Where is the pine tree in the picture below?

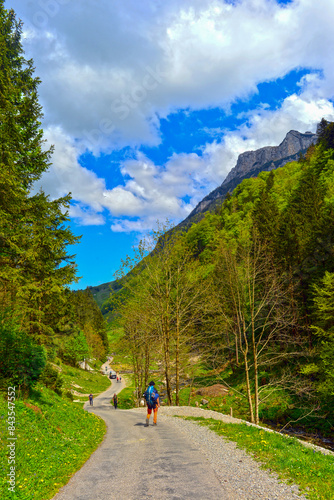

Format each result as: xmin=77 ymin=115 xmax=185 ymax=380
xmin=317 ymin=118 xmax=334 ymax=151
xmin=0 ymin=2 xmax=80 ymax=346
xmin=0 ymin=2 xmax=53 ymax=303
xmin=0 ymin=2 xmax=51 ymax=186
xmin=16 ymin=192 xmax=80 ymax=341
xmin=312 ymin=272 xmax=334 ymax=397
xmin=253 ymin=171 xmax=280 ymax=251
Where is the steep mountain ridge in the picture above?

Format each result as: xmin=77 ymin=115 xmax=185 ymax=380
xmin=89 ymin=129 xmax=317 ymax=306
xmin=182 ymin=130 xmax=316 ymax=224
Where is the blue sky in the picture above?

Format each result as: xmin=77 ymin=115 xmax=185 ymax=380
xmin=8 ymin=0 xmax=334 ymax=289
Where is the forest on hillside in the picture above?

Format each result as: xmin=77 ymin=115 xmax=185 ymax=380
xmin=105 ymin=119 xmax=334 ymax=432
xmin=0 ymin=3 xmax=108 ymax=396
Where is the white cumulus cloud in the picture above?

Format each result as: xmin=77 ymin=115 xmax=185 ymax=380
xmin=10 ymin=0 xmax=334 ymax=230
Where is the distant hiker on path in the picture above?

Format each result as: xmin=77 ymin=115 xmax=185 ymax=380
xmin=113 ymin=393 xmax=118 ymax=409
xmin=144 ymin=381 xmax=160 ymax=426
xmin=89 ymin=393 xmax=93 ymax=406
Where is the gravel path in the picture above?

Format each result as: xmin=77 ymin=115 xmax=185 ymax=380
xmin=53 ymin=390 xmax=225 ymax=499
xmin=127 ymin=407 xmax=309 ymax=500
xmin=52 ymin=362 xmax=320 ymax=499
xmin=53 ymin=397 xmax=314 ymax=499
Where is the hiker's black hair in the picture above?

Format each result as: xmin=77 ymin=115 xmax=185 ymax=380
xmin=149 ymin=381 xmax=155 ymax=386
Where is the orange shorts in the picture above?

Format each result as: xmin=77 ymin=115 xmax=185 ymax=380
xmin=147 ymin=406 xmax=158 ymax=423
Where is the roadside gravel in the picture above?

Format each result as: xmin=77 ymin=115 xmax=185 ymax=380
xmin=129 ymin=406 xmax=313 ymax=499
xmin=158 ymin=406 xmax=334 ymax=456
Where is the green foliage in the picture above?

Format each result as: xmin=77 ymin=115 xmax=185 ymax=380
xmin=317 ymin=118 xmax=334 ymax=151
xmin=0 ymin=3 xmax=51 ymax=187
xmin=13 ymin=193 xmax=80 ymax=341
xmin=39 ymin=363 xmax=63 ymax=395
xmin=312 ymin=272 xmax=334 ymax=396
xmin=0 ymin=315 xmax=46 ymax=392
xmin=88 ymin=280 xmax=124 ymax=310
xmin=60 ymin=331 xmax=89 ymax=367
xmin=116 ymin=377 xmax=137 ymax=409
xmin=72 ymin=288 xmax=109 ymax=360
xmin=312 ymin=272 xmax=334 ymax=331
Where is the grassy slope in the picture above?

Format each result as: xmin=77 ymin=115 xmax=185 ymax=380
xmin=60 ymin=362 xmax=111 ymax=402
xmin=88 ymin=283 xmax=111 ymax=309
xmin=0 ymin=377 xmax=107 ymax=499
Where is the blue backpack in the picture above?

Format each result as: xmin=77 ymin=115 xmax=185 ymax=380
xmin=144 ymin=385 xmax=158 ymax=406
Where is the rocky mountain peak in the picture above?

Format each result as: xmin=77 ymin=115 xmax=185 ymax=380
xmin=223 ymin=130 xmax=316 ymax=185
xmin=182 ymin=130 xmax=316 ymax=224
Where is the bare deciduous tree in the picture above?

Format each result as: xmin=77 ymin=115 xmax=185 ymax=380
xmin=212 ymin=236 xmax=299 ymax=424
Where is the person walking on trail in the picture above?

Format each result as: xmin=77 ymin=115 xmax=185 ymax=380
xmin=113 ymin=393 xmax=118 ymax=409
xmin=144 ymin=381 xmax=160 ymax=427
xmin=89 ymin=393 xmax=93 ymax=406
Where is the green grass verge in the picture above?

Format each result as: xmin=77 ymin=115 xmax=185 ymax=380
xmin=116 ymin=375 xmax=137 ymax=409
xmin=184 ymin=417 xmax=334 ymax=500
xmin=0 ymin=384 xmax=106 ymax=500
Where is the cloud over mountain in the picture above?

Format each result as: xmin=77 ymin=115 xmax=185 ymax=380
xmin=12 ymin=0 xmax=334 ymax=230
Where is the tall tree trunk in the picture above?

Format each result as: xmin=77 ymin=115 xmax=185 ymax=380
xmin=144 ymin=341 xmax=150 ymax=389
xmin=253 ymin=347 xmax=259 ymax=425
xmin=244 ymin=352 xmax=255 ymax=424
xmin=163 ymin=315 xmax=172 ymax=405
xmin=175 ymin=308 xmax=180 ymax=406
xmin=241 ymin=319 xmax=255 ymax=424
xmin=252 ymin=312 xmax=259 ymax=425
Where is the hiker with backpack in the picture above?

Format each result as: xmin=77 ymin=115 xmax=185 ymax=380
xmin=113 ymin=393 xmax=118 ymax=409
xmin=143 ymin=381 xmax=160 ymax=427
xmin=88 ymin=393 xmax=93 ymax=406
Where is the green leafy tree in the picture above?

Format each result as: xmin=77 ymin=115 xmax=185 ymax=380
xmin=72 ymin=289 xmax=109 ymax=359
xmin=312 ymin=272 xmax=334 ymax=396
xmin=115 ymin=223 xmax=209 ymax=405
xmin=39 ymin=362 xmax=63 ymax=395
xmin=60 ymin=330 xmax=89 ymax=367
xmin=0 ymin=315 xmax=46 ymax=393
xmin=317 ymin=118 xmax=334 ymax=151
xmin=253 ymin=171 xmax=280 ymax=252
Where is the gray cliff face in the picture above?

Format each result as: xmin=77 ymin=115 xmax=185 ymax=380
xmin=223 ymin=130 xmax=316 ymax=184
xmin=184 ymin=130 xmax=316 ymax=222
